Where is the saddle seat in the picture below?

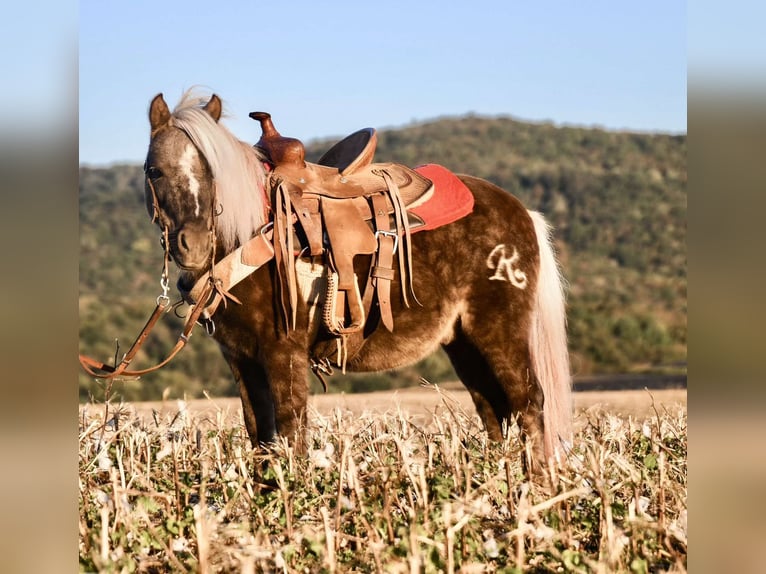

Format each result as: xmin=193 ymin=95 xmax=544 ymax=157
xmin=250 ymin=111 xmax=432 ymax=361
xmin=316 ymin=126 xmax=377 ymax=175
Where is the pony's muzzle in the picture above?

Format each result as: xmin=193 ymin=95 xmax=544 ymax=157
xmin=171 ymin=224 xmax=212 ymax=269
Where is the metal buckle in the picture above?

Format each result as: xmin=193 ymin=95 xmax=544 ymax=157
xmin=200 ymin=317 xmax=216 ymax=336
xmin=375 ymin=230 xmax=399 ymax=254
xmin=157 ymin=274 xmax=171 ymax=306
xmin=196 ymin=309 xmax=216 ymax=336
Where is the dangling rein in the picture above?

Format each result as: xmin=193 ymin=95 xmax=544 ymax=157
xmin=78 ymin=226 xmax=275 ymax=380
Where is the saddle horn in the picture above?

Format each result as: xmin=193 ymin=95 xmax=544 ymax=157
xmin=250 ymin=111 xmax=306 ymax=168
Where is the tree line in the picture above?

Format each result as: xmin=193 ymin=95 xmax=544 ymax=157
xmin=79 ymin=114 xmax=686 ymax=401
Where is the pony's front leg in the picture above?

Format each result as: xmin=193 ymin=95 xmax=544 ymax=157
xmin=224 ymin=353 xmax=277 ymax=448
xmin=265 ymin=344 xmax=310 ymax=454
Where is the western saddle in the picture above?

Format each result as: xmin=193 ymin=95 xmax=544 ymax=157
xmin=250 ymin=112 xmax=433 ymax=363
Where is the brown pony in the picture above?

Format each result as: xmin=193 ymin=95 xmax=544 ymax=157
xmin=140 ymin=90 xmax=572 ymax=469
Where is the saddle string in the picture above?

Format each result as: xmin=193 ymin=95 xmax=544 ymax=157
xmin=379 ymin=169 xmax=420 ymax=307
xmin=270 ymin=177 xmax=300 ymax=330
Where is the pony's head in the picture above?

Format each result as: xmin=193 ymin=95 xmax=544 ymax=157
xmin=144 ymin=91 xmax=268 ymax=273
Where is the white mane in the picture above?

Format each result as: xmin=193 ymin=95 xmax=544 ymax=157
xmin=170 ymin=90 xmax=269 ymax=253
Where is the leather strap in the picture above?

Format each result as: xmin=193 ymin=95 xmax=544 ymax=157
xmin=271 ymin=180 xmax=299 ymax=329
xmin=185 ymin=228 xmax=274 ymax=315
xmin=370 ymin=192 xmax=396 ymax=331
xmin=289 ymin=191 xmax=323 ymax=256
xmin=79 ymin=282 xmax=214 ymax=379
xmin=380 ymin=169 xmax=416 ymax=308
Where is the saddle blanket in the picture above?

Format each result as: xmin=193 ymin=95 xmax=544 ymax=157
xmin=409 ymin=164 xmax=474 ymax=233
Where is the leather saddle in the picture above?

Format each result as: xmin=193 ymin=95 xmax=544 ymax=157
xmin=250 ymin=111 xmax=433 ymax=353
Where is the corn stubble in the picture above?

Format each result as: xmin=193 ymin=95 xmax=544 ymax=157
xmin=79 ymin=390 xmax=687 ymax=573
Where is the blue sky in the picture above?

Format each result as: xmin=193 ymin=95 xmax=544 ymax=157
xmin=79 ymin=1 xmax=687 ymax=166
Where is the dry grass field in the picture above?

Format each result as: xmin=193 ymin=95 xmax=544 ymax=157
xmin=125 ymin=385 xmax=686 ymax=428
xmin=79 ymin=385 xmax=687 ymax=572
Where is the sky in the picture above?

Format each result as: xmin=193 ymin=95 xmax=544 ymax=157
xmin=77 ymin=0 xmax=688 ymax=166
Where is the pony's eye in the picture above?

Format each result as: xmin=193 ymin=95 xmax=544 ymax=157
xmin=146 ymin=166 xmax=163 ymax=180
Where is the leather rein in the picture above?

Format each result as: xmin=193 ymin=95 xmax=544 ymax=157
xmin=78 ymin=175 xmax=275 ymax=380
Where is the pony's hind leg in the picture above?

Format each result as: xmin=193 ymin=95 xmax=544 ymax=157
xmin=491 ymin=346 xmax=546 ymax=473
xmin=442 ymin=329 xmax=509 ymax=441
xmin=447 ymin=325 xmax=546 ymax=472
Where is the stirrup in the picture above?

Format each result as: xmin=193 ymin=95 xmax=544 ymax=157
xmin=322 ymin=271 xmax=366 ymax=336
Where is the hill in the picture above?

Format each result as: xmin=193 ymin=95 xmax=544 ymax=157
xmin=79 ymin=115 xmax=686 ymax=401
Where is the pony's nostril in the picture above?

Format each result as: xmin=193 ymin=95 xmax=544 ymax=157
xmin=178 ymin=231 xmax=190 ymax=253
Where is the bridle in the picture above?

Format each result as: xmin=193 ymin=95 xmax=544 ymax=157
xmin=79 ymin=169 xmax=275 ymax=380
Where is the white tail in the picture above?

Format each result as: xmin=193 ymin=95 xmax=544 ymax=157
xmin=527 ymin=210 xmax=573 ymax=460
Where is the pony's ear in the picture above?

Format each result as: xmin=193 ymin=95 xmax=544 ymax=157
xmin=203 ymin=94 xmax=223 ymax=122
xmin=149 ymin=93 xmax=171 ymax=132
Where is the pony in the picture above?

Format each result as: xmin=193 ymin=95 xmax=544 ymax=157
xmin=142 ymin=90 xmax=572 ymax=471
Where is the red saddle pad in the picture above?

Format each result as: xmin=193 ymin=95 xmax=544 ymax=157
xmin=410 ymin=164 xmax=474 ymax=233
